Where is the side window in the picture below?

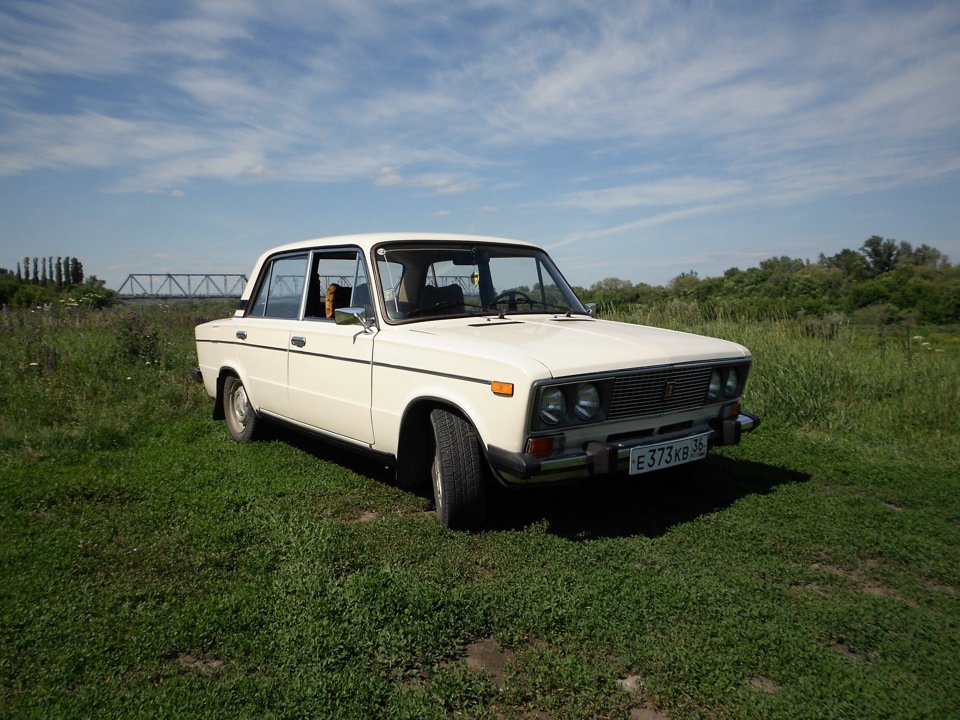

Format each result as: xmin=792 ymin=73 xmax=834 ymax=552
xmin=304 ymin=248 xmax=373 ymax=320
xmin=248 ymin=254 xmax=309 ymax=318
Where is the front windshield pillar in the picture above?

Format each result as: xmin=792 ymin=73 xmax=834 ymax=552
xmin=477 ymin=254 xmax=495 ymax=308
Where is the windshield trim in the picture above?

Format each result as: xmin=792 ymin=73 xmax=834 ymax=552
xmin=370 ymin=240 xmax=588 ymax=325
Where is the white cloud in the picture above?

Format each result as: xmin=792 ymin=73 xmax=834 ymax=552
xmin=375 ymin=167 xmax=404 ymax=186
xmin=242 ymin=165 xmax=272 ymax=178
xmin=0 ymin=0 xmax=958 ymax=222
xmin=560 ymin=177 xmax=751 ymax=212
xmin=422 ymin=177 xmax=480 ymax=195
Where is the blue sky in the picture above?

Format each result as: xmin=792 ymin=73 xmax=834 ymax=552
xmin=2 ymin=0 xmax=959 ymax=290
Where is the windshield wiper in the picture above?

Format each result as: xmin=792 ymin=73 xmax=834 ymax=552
xmin=404 ymin=301 xmax=486 ymax=319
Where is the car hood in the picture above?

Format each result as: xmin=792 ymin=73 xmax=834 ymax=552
xmin=404 ymin=315 xmax=750 ymax=378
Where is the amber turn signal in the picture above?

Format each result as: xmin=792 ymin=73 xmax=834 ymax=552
xmin=526 ymin=436 xmax=555 ymax=457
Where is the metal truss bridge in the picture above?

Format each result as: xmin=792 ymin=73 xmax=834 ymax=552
xmin=116 ymin=274 xmax=248 ymax=300
xmin=115 ymin=273 xmax=472 ymax=300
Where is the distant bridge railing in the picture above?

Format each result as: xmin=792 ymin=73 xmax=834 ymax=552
xmin=116 ymin=274 xmax=248 ymax=299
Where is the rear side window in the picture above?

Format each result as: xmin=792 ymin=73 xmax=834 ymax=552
xmin=248 ymin=254 xmax=309 ymax=318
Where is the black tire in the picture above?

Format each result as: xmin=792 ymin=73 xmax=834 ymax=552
xmin=222 ymin=375 xmax=262 ymax=442
xmin=429 ymin=408 xmax=486 ymax=530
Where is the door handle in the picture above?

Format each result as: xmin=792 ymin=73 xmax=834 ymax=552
xmin=236 ymin=330 xmax=247 ymax=340
xmin=291 ymin=336 xmax=306 ymax=348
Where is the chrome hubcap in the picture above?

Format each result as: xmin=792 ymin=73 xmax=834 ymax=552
xmin=432 ymin=456 xmax=443 ymax=511
xmin=232 ymin=386 xmax=249 ymax=425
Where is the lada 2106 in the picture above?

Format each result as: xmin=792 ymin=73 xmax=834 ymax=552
xmin=193 ymin=233 xmax=760 ymax=529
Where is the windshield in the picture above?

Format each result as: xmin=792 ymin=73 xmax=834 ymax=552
xmin=374 ymin=242 xmax=587 ymax=322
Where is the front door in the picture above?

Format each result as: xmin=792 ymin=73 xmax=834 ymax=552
xmin=286 ymin=248 xmax=375 ymax=445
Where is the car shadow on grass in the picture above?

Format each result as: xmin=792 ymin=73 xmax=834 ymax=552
xmin=484 ymin=455 xmax=809 ymax=539
xmin=265 ymin=425 xmax=806 ymax=539
xmin=275 ymin=427 xmax=398 ymax=484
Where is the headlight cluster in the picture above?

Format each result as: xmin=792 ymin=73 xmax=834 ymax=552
xmin=534 ymin=363 xmax=749 ymax=430
xmin=707 ymin=367 xmax=742 ymax=401
xmin=539 ymin=382 xmax=604 ymax=426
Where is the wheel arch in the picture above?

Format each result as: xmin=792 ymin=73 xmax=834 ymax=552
xmin=396 ymin=396 xmax=482 ymax=488
xmin=213 ymin=366 xmax=243 ymax=421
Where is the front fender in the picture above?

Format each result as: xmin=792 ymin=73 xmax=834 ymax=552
xmin=372 ymin=366 xmax=533 ymax=460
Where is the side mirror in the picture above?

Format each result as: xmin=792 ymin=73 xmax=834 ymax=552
xmin=585 ymin=302 xmax=597 ymax=317
xmin=335 ymin=306 xmax=374 ymax=332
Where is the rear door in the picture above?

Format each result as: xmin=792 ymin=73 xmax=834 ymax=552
xmin=233 ymin=252 xmax=309 ymax=418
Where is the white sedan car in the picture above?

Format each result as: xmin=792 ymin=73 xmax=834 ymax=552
xmin=193 ymin=233 xmax=759 ymax=529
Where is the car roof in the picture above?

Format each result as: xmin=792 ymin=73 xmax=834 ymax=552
xmin=238 ymin=233 xmax=543 ymax=304
xmin=260 ymin=232 xmax=538 ymax=257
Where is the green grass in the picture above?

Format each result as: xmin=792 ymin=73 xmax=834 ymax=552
xmin=1 ymin=301 xmax=958 ymax=719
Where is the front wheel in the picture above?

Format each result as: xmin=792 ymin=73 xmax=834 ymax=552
xmin=429 ymin=408 xmax=486 ymax=530
xmin=222 ymin=375 xmax=263 ymax=442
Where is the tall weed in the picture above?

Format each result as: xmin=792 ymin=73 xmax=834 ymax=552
xmin=3 ymin=299 xmax=956 ymax=455
xmin=0 ymin=302 xmax=220 ymax=453
xmin=607 ymin=301 xmax=960 ymax=448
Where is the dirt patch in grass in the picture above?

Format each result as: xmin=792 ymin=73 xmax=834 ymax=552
xmin=465 ymin=637 xmax=515 ymax=688
xmin=925 ymin=581 xmax=957 ymax=597
xmin=628 ymin=705 xmax=670 ymax=720
xmin=808 ymin=562 xmax=896 ymax=599
xmin=747 ymin=673 xmax=783 ymax=694
xmin=175 ymin=654 xmax=223 ymax=675
xmin=830 ymin=640 xmax=864 ymax=662
xmin=616 ymin=673 xmax=670 ymax=719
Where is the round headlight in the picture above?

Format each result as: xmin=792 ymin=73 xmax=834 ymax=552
xmin=707 ymin=369 xmax=722 ymax=400
xmin=574 ymin=383 xmax=600 ymax=420
xmin=573 ymin=383 xmax=600 ymax=420
xmin=540 ymin=387 xmax=566 ymax=425
xmin=723 ymin=368 xmax=740 ymax=397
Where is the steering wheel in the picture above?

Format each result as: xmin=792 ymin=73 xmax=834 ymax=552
xmin=492 ymin=290 xmax=535 ymax=311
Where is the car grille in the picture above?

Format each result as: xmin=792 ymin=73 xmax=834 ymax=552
xmin=608 ymin=365 xmax=713 ymax=420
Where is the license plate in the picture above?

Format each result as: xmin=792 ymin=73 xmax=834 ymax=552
xmin=629 ymin=433 xmax=709 ymax=475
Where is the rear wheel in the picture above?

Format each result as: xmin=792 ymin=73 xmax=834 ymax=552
xmin=429 ymin=408 xmax=486 ymax=530
xmin=222 ymin=375 xmax=262 ymax=442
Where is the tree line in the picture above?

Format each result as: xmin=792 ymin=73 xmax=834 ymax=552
xmin=3 ymin=237 xmax=957 ymax=322
xmin=0 ymin=256 xmax=114 ymax=308
xmin=14 ymin=256 xmax=84 ymax=287
xmin=576 ymin=236 xmax=959 ymax=324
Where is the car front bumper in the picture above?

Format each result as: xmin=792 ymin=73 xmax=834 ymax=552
xmin=486 ymin=412 xmax=761 ymax=485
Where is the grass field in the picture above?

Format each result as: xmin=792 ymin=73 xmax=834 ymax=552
xmin=1 ymin=301 xmax=958 ymax=719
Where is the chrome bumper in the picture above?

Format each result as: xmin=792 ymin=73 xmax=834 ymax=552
xmin=487 ymin=412 xmax=761 ymax=485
